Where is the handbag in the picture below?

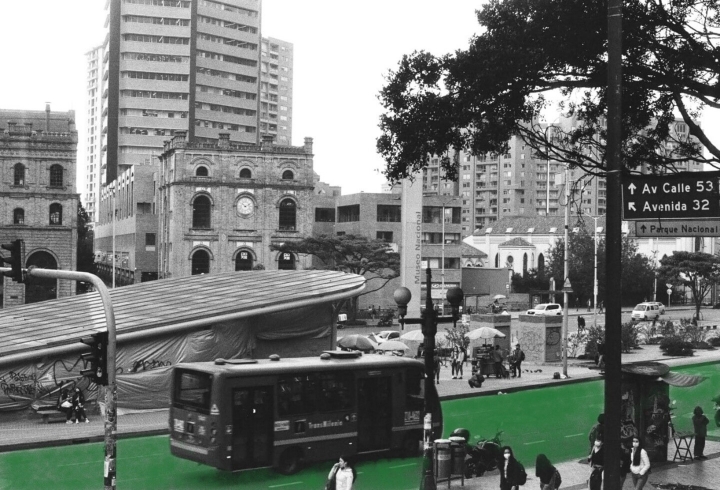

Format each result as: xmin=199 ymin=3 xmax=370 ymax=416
xmin=61 ymin=400 xmax=72 ymax=408
xmin=324 ymin=466 xmax=338 ymax=490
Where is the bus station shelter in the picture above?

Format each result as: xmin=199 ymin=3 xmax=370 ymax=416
xmin=0 ymin=270 xmax=365 ymax=412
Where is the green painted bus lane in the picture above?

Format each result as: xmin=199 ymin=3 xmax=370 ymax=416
xmin=0 ymin=362 xmax=717 ymax=489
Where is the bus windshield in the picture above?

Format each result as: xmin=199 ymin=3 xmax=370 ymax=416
xmin=174 ymin=369 xmax=212 ymax=412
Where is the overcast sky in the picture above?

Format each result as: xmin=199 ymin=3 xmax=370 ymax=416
xmin=0 ymin=0 xmax=482 ymax=195
xmin=1 ymin=1 xmax=718 ymax=197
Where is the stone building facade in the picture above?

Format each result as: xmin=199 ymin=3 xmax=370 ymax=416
xmin=0 ymin=107 xmax=79 ymax=307
xmin=157 ymin=132 xmax=314 ymax=277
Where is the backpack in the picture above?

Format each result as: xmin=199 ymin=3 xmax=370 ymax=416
xmin=520 ymin=350 xmax=525 ymax=361
xmin=516 ymin=461 xmax=527 ymax=485
xmin=553 ymin=468 xmax=562 ymax=489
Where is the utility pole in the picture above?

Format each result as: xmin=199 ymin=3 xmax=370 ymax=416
xmin=0 ymin=266 xmax=118 ymax=489
xmin=562 ymin=164 xmax=570 ymax=377
xmin=605 ymin=0 xmax=624 ymax=486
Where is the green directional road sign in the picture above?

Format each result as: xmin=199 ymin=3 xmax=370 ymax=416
xmin=634 ymin=218 xmax=720 ymax=237
xmin=622 ymin=171 xmax=720 ymax=220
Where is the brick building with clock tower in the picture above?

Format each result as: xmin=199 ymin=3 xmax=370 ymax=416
xmin=155 ymin=132 xmax=315 ymax=278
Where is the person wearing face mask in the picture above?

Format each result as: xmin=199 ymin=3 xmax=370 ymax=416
xmin=587 ymin=436 xmax=604 ymax=490
xmin=499 ymin=446 xmax=526 ymax=490
xmin=629 ymin=437 xmax=651 ymax=489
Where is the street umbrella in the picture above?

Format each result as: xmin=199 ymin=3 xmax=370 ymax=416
xmin=400 ymin=330 xmax=450 ymax=344
xmin=466 ymin=326 xmax=506 ymax=341
xmin=375 ymin=340 xmax=410 ymax=352
xmin=337 ymin=335 xmax=377 ymax=352
xmin=493 ymin=294 xmax=507 ymax=300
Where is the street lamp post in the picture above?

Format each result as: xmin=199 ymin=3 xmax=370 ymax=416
xmin=562 ymin=164 xmax=570 ymax=377
xmin=592 ymin=216 xmax=599 ymax=330
xmin=394 ymin=269 xmax=463 ymax=490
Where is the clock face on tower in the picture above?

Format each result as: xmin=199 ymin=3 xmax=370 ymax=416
xmin=237 ymin=197 xmax=254 ymax=217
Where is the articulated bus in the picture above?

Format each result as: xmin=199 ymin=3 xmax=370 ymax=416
xmin=169 ymin=351 xmax=443 ymax=474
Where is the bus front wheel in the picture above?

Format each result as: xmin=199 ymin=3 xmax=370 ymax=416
xmin=277 ymin=447 xmax=303 ymax=475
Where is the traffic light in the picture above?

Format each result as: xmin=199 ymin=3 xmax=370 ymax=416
xmin=80 ymin=331 xmax=109 ymax=385
xmin=0 ymin=239 xmax=25 ymax=283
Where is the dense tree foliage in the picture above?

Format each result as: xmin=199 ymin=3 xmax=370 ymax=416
xmin=658 ymin=251 xmax=720 ymax=318
xmin=271 ymin=234 xmax=400 ymax=321
xmin=545 ymin=231 xmax=654 ymax=306
xmin=378 ymin=0 xmax=720 ymax=182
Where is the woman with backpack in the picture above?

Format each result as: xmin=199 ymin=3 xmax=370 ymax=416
xmin=499 ymin=446 xmax=527 ymax=490
xmin=535 ymin=453 xmax=561 ymax=489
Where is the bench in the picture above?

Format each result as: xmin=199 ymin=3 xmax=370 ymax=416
xmin=30 ymin=402 xmax=68 ymax=424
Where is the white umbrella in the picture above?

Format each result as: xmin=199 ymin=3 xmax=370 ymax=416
xmin=375 ymin=340 xmax=410 ymax=352
xmin=466 ymin=326 xmax=506 ymax=341
xmin=493 ymin=294 xmax=507 ymax=300
xmin=400 ymin=330 xmax=450 ymax=344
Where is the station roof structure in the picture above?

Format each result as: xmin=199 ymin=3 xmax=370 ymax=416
xmin=0 ymin=270 xmax=365 ymax=364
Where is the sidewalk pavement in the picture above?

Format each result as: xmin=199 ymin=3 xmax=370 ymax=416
xmin=0 ymin=343 xmax=718 ymax=489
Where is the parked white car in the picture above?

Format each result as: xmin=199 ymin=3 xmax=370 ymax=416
xmin=526 ymin=303 xmax=563 ymax=316
xmin=631 ymin=303 xmax=661 ymax=321
xmin=375 ymin=330 xmax=400 ymax=344
xmin=647 ymin=301 xmax=666 ymax=314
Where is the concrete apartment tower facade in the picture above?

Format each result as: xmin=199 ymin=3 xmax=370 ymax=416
xmin=90 ymin=0 xmax=293 ymax=188
xmin=84 ymin=45 xmax=105 ymax=225
xmin=0 ymin=107 xmax=79 ymax=307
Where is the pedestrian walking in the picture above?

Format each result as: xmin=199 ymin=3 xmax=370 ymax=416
xmin=370 ymin=305 xmax=377 ymax=321
xmin=692 ymin=406 xmax=709 ymax=460
xmin=72 ymin=387 xmax=89 ymax=423
xmin=492 ymin=344 xmax=506 ymax=378
xmin=587 ymin=435 xmax=604 ymax=490
xmin=451 ymin=347 xmax=463 ymax=379
xmin=434 ymin=349 xmax=441 ymax=384
xmin=598 ymin=301 xmax=604 ymax=314
xmin=499 ymin=446 xmax=526 ymax=490
xmin=535 ymin=453 xmax=561 ymax=490
xmin=577 ymin=315 xmax=586 ymax=333
xmin=416 ymin=342 xmax=425 ymax=359
xmin=629 ymin=437 xmax=651 ymax=489
xmin=587 ymin=299 xmax=592 ymax=312
xmin=510 ymin=344 xmax=525 ymax=378
xmin=588 ymin=413 xmax=605 ymax=452
xmin=57 ymin=387 xmax=73 ymax=424
xmin=325 ymin=455 xmax=356 ymax=490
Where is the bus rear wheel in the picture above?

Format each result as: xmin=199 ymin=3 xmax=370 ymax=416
xmin=277 ymin=447 xmax=303 ymax=475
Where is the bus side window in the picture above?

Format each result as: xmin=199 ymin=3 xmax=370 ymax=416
xmin=316 ymin=372 xmax=354 ymax=412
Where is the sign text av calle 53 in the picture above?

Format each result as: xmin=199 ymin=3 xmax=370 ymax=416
xmin=622 ymin=171 xmax=720 ymax=220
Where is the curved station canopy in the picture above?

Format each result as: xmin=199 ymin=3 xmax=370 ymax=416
xmin=0 ymin=270 xmax=365 ymax=366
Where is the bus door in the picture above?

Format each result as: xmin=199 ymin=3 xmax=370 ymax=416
xmin=232 ymin=386 xmax=274 ymax=469
xmin=357 ymin=376 xmax=392 ymax=452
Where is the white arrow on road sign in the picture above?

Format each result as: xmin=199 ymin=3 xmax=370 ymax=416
xmin=628 ymin=183 xmax=636 ymax=195
xmin=628 ymin=202 xmax=636 ymax=211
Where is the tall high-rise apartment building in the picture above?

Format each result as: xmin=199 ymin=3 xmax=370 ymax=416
xmin=451 ymin=118 xmax=702 ymax=237
xmin=82 ymin=0 xmax=293 ymax=222
xmin=260 ymin=37 xmax=293 ymax=145
xmin=84 ymin=45 xmax=105 ymax=224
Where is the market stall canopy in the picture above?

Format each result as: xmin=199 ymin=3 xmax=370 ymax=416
xmin=621 ymin=361 xmax=705 ymax=388
xmin=0 ymin=270 xmax=365 ymax=367
xmin=466 ymin=327 xmax=506 ymax=340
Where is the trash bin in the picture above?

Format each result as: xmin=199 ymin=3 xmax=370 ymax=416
xmin=434 ymin=439 xmax=452 ymax=481
xmin=449 ymin=436 xmax=466 ymax=476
